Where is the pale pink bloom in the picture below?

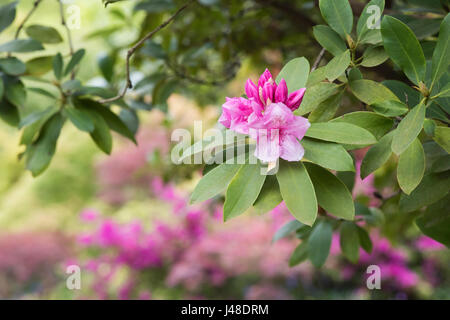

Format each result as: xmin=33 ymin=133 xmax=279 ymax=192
xmin=248 ymin=102 xmax=310 ymax=162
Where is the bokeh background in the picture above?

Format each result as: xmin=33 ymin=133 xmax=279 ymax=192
xmin=0 ymin=0 xmax=448 ymax=299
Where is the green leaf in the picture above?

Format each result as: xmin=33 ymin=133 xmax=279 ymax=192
xmin=357 ymin=226 xmax=373 ymax=253
xmin=0 ymin=1 xmax=17 ymax=33
xmin=306 ymin=67 xmax=327 ymax=87
xmin=74 ymin=98 xmax=136 ymax=144
xmin=361 ymin=46 xmax=388 ymax=67
xmin=0 ymin=77 xmax=3 ymax=101
xmin=64 ymin=49 xmax=85 ymax=76
xmin=61 ymin=79 xmax=81 ymax=92
xmin=302 ymin=137 xmax=354 ymax=172
xmin=313 ymin=25 xmax=347 ymax=56
xmin=0 ymin=98 xmax=20 ymax=126
xmin=64 ymin=105 xmax=95 ymax=132
xmin=25 ymin=25 xmax=63 ymax=44
xmin=319 ymin=0 xmax=353 ymax=39
xmin=357 ymin=0 xmax=384 ymax=44
xmin=349 ymin=79 xmax=399 ymax=105
xmin=253 ymin=175 xmax=282 ymax=214
xmin=305 ymin=163 xmax=355 ymax=220
xmin=190 ymin=162 xmax=241 ymax=204
xmin=416 ymin=195 xmax=450 ymax=248
xmin=433 ymin=126 xmax=450 ymax=153
xmin=0 ymin=57 xmax=26 ymax=75
xmin=381 ymin=16 xmax=426 ymax=85
xmin=28 ymin=87 xmax=57 ymax=99
xmin=276 ymin=161 xmax=317 ymax=226
xmin=98 ymin=52 xmax=115 ymax=82
xmin=289 ymin=242 xmax=309 ymax=267
xmin=430 ymin=14 xmax=450 ymax=90
xmin=5 ymin=79 xmax=26 ymax=108
xmin=25 ymin=113 xmax=64 ymax=177
xmin=308 ymin=91 xmax=343 ymax=123
xmin=331 ymin=111 xmax=393 ymax=140
xmin=371 ymin=100 xmax=408 ymax=117
xmin=431 ymin=154 xmax=450 ymax=173
xmin=134 ymin=0 xmax=175 ymax=12
xmin=85 ymin=109 xmax=113 ymax=154
xmin=273 ymin=220 xmax=303 ymax=243
xmin=307 ymin=220 xmax=333 ymax=268
xmin=340 ymin=222 xmax=360 ymax=263
xmin=19 ymin=106 xmax=56 ymax=129
xmin=20 ymin=108 xmax=57 ymax=145
xmin=392 ymin=102 xmax=426 ymax=155
xmin=325 ymin=50 xmax=351 ymax=81
xmin=382 ymin=80 xmax=421 ymax=107
xmin=276 ymin=57 xmax=309 ymax=93
xmin=400 ymin=171 xmax=450 ymax=212
xmin=296 ymin=82 xmax=340 ymax=115
xmin=25 ymin=56 xmax=53 ymax=76
xmin=397 ymin=138 xmax=425 ymax=195
xmin=53 ymin=53 xmax=63 ymax=80
xmin=305 ymin=122 xmax=377 ymax=145
xmin=361 ymin=131 xmax=394 ymax=179
xmin=224 ymin=163 xmax=266 ymax=221
xmin=0 ymin=39 xmax=44 ymax=53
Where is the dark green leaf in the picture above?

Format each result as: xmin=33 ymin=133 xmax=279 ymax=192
xmin=253 ymin=175 xmax=282 ymax=214
xmin=361 ymin=131 xmax=394 ymax=179
xmin=308 ymin=220 xmax=333 ymax=268
xmin=0 ymin=39 xmax=44 ymax=53
xmin=0 ymin=57 xmax=26 ymax=75
xmin=289 ymin=242 xmax=309 ymax=267
xmin=313 ymin=25 xmax=347 ymax=56
xmin=273 ymin=220 xmax=303 ymax=243
xmin=392 ymin=102 xmax=426 ymax=155
xmin=340 ymin=222 xmax=360 ymax=263
xmin=64 ymin=49 xmax=85 ymax=76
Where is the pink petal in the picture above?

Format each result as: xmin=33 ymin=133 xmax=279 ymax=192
xmin=280 ymin=135 xmax=304 ymax=161
xmin=286 ymin=88 xmax=306 ymax=111
xmin=252 ymin=128 xmax=280 ymax=162
xmin=258 ymin=69 xmax=273 ymax=88
xmin=274 ymin=79 xmax=288 ymax=104
xmin=262 ymin=81 xmax=275 ymax=105
xmin=284 ymin=115 xmax=310 ymax=140
xmin=245 ymin=79 xmax=259 ymax=102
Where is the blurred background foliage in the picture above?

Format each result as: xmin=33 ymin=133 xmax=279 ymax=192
xmin=0 ymin=0 xmax=448 ymax=299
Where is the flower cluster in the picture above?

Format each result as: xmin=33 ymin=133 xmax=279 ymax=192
xmin=219 ymin=69 xmax=310 ymax=162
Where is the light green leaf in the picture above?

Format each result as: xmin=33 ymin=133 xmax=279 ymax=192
xmin=0 ymin=39 xmax=44 ymax=53
xmin=19 ymin=106 xmax=56 ymax=129
xmin=64 ymin=49 xmax=85 ymax=76
xmin=190 ymin=162 xmax=241 ymax=204
xmin=319 ymin=0 xmax=353 ymax=39
xmin=381 ymin=16 xmax=426 ymax=85
xmin=325 ymin=50 xmax=351 ymax=81
xmin=357 ymin=0 xmax=384 ymax=44
xmin=253 ymin=175 xmax=282 ymax=214
xmin=273 ymin=220 xmax=303 ymax=243
xmin=430 ymin=14 xmax=450 ymax=90
xmin=307 ymin=220 xmax=333 ymax=267
xmin=224 ymin=163 xmax=266 ymax=221
xmin=276 ymin=161 xmax=317 ymax=226
xmin=308 ymin=91 xmax=343 ymax=123
xmin=361 ymin=131 xmax=394 ymax=179
xmin=25 ymin=56 xmax=53 ymax=76
xmin=305 ymin=163 xmax=355 ymax=220
xmin=361 ymin=46 xmax=388 ymax=67
xmin=397 ymin=138 xmax=425 ymax=195
xmin=392 ymin=102 xmax=426 ymax=155
xmin=400 ymin=171 xmax=450 ymax=212
xmin=340 ymin=222 xmax=360 ymax=263
xmin=296 ymin=82 xmax=341 ymax=115
xmin=331 ymin=111 xmax=393 ymax=140
xmin=25 ymin=25 xmax=63 ymax=44
xmin=276 ymin=57 xmax=309 ymax=93
xmin=371 ymin=100 xmax=408 ymax=117
xmin=302 ymin=137 xmax=354 ymax=172
xmin=305 ymin=122 xmax=377 ymax=145
xmin=313 ymin=25 xmax=347 ymax=56
xmin=433 ymin=126 xmax=450 ymax=153
xmin=349 ymin=79 xmax=399 ymax=105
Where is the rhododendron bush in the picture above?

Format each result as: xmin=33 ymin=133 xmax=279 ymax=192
xmin=0 ymin=0 xmax=449 ymax=300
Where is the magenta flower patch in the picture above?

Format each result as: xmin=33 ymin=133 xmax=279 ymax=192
xmin=219 ymin=69 xmax=310 ymax=162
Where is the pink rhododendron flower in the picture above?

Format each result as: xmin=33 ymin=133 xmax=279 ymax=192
xmin=219 ymin=69 xmax=309 ymax=162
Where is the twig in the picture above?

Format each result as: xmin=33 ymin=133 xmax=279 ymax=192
xmin=58 ymin=0 xmax=75 ymax=79
xmin=99 ymin=0 xmax=195 ymax=104
xmin=7 ymin=0 xmax=43 ymax=57
xmin=311 ymin=48 xmax=325 ymax=72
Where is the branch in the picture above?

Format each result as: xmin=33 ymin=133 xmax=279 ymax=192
xmin=99 ymin=0 xmax=195 ymax=104
xmin=57 ymin=0 xmax=75 ymax=78
xmin=311 ymin=48 xmax=325 ymax=71
xmin=7 ymin=0 xmax=43 ymax=57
